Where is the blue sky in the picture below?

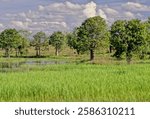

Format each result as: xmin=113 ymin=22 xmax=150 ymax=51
xmin=0 ymin=0 xmax=150 ymax=34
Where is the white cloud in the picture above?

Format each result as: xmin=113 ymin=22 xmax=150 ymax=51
xmin=25 ymin=18 xmax=32 ymax=22
xmin=124 ymin=11 xmax=135 ymax=18
xmin=19 ymin=12 xmax=26 ymax=18
xmin=83 ymin=1 xmax=96 ymax=18
xmin=0 ymin=23 xmax=3 ymax=27
xmin=98 ymin=9 xmax=107 ymax=20
xmin=1 ymin=1 xmax=148 ymax=33
xmin=136 ymin=13 xmax=143 ymax=18
xmin=104 ymin=7 xmax=118 ymax=16
xmin=122 ymin=2 xmax=150 ymax=11
xmin=11 ymin=21 xmax=28 ymax=29
xmin=38 ymin=5 xmax=45 ymax=11
xmin=65 ymin=1 xmax=82 ymax=10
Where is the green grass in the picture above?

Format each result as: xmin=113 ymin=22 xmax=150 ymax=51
xmin=0 ymin=63 xmax=150 ymax=102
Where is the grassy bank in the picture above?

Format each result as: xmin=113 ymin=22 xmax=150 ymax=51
xmin=0 ymin=63 xmax=150 ymax=102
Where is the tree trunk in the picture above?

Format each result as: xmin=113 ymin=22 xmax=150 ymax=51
xmin=39 ymin=47 xmax=41 ymax=57
xmin=5 ymin=48 xmax=10 ymax=58
xmin=126 ymin=53 xmax=132 ymax=64
xmin=109 ymin=45 xmax=112 ymax=53
xmin=36 ymin=49 xmax=38 ymax=57
xmin=15 ymin=49 xmax=18 ymax=57
xmin=55 ymin=48 xmax=59 ymax=56
xmin=77 ymin=50 xmax=80 ymax=55
xmin=90 ymin=49 xmax=94 ymax=61
xmin=126 ymin=57 xmax=131 ymax=64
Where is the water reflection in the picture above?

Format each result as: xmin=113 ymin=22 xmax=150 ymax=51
xmin=0 ymin=60 xmax=68 ymax=72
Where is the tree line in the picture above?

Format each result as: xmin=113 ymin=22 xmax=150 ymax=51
xmin=0 ymin=16 xmax=150 ymax=63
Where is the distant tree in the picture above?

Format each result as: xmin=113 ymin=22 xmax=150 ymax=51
xmin=0 ymin=28 xmax=22 ymax=58
xmin=110 ymin=20 xmax=126 ymax=59
xmin=76 ymin=16 xmax=108 ymax=61
xmin=49 ymin=31 xmax=65 ymax=56
xmin=110 ymin=19 xmax=147 ymax=64
xmin=148 ymin=17 xmax=150 ymax=23
xmin=17 ymin=37 xmax=29 ymax=57
xmin=67 ymin=27 xmax=85 ymax=55
xmin=31 ymin=31 xmax=48 ymax=57
xmin=15 ymin=30 xmax=31 ymax=57
xmin=139 ymin=17 xmax=150 ymax=59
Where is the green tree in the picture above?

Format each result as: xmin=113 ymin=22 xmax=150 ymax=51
xmin=0 ymin=28 xmax=22 ymax=57
xmin=31 ymin=31 xmax=48 ymax=57
xmin=76 ymin=16 xmax=108 ymax=61
xmin=49 ymin=31 xmax=65 ymax=56
xmin=17 ymin=30 xmax=31 ymax=56
xmin=138 ymin=19 xmax=150 ymax=59
xmin=17 ymin=37 xmax=29 ymax=57
xmin=110 ymin=19 xmax=147 ymax=64
xmin=67 ymin=27 xmax=86 ymax=55
xmin=110 ymin=20 xmax=126 ymax=59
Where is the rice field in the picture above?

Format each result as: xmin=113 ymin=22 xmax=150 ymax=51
xmin=0 ymin=63 xmax=150 ymax=102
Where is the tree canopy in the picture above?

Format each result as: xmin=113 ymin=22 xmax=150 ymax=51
xmin=49 ymin=31 xmax=65 ymax=56
xmin=0 ymin=28 xmax=22 ymax=57
xmin=110 ymin=19 xmax=148 ymax=63
xmin=75 ymin=16 xmax=108 ymax=60
xmin=31 ymin=31 xmax=48 ymax=57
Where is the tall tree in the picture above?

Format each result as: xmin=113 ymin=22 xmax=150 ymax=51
xmin=17 ymin=37 xmax=29 ymax=57
xmin=110 ymin=19 xmax=147 ymax=64
xmin=110 ymin=20 xmax=126 ymax=59
xmin=76 ymin=16 xmax=108 ymax=61
xmin=15 ymin=30 xmax=31 ymax=57
xmin=137 ymin=19 xmax=150 ymax=59
xmin=31 ymin=31 xmax=47 ymax=57
xmin=0 ymin=29 xmax=22 ymax=58
xmin=49 ymin=31 xmax=65 ymax=56
xmin=67 ymin=27 xmax=86 ymax=55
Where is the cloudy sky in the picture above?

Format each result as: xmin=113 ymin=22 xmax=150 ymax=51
xmin=0 ymin=0 xmax=150 ymax=34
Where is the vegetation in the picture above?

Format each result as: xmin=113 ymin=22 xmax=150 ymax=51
xmin=31 ymin=31 xmax=48 ymax=57
xmin=67 ymin=27 xmax=82 ymax=55
xmin=0 ymin=16 xmax=150 ymax=102
xmin=0 ymin=64 xmax=150 ymax=101
xmin=75 ymin=16 xmax=108 ymax=61
xmin=0 ymin=29 xmax=23 ymax=57
xmin=110 ymin=19 xmax=148 ymax=64
xmin=0 ymin=17 xmax=149 ymax=63
xmin=49 ymin=31 xmax=65 ymax=56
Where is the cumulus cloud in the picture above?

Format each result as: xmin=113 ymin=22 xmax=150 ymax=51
xmin=65 ymin=1 xmax=82 ymax=10
xmin=1 ymin=1 xmax=148 ymax=33
xmin=0 ymin=23 xmax=4 ymax=27
xmin=122 ymin=2 xmax=150 ymax=11
xmin=11 ymin=21 xmax=28 ymax=29
xmin=98 ymin=9 xmax=107 ymax=20
xmin=38 ymin=5 xmax=45 ymax=11
xmin=104 ymin=7 xmax=118 ymax=16
xmin=83 ymin=1 xmax=96 ymax=18
xmin=124 ymin=11 xmax=135 ymax=18
xmin=19 ymin=12 xmax=26 ymax=18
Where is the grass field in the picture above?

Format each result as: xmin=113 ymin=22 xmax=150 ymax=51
xmin=0 ymin=62 xmax=150 ymax=102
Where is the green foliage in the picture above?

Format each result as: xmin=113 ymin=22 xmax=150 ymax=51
xmin=1 ymin=63 xmax=150 ymax=101
xmin=16 ymin=30 xmax=31 ymax=56
xmin=67 ymin=27 xmax=86 ymax=54
xmin=31 ymin=31 xmax=48 ymax=57
xmin=110 ymin=19 xmax=147 ymax=63
xmin=76 ymin=16 xmax=109 ymax=60
xmin=49 ymin=31 xmax=65 ymax=56
xmin=138 ymin=20 xmax=150 ymax=59
xmin=110 ymin=20 xmax=126 ymax=58
xmin=0 ymin=28 xmax=22 ymax=57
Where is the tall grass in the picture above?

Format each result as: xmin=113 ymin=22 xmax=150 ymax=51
xmin=0 ymin=64 xmax=150 ymax=102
